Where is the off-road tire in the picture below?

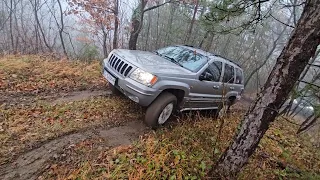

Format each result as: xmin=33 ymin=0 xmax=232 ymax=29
xmin=145 ymin=92 xmax=177 ymax=129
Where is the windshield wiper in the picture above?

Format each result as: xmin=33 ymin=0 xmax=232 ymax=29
xmin=163 ymin=55 xmax=184 ymax=67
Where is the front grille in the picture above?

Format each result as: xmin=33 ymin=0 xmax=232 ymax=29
xmin=108 ymin=54 xmax=132 ymax=76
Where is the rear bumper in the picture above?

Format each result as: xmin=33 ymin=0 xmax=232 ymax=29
xmin=103 ymin=66 xmax=160 ymax=107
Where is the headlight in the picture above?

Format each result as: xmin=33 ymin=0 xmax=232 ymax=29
xmin=129 ymin=68 xmax=158 ymax=86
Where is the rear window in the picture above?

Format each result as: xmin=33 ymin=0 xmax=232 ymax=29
xmin=223 ymin=63 xmax=235 ymax=83
xmin=235 ymin=68 xmax=243 ymax=84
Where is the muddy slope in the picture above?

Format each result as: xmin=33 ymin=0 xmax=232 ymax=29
xmin=0 ymin=121 xmax=147 ymax=180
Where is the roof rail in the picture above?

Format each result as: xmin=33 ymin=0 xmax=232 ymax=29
xmin=183 ymin=44 xmax=194 ymax=47
xmin=213 ymin=54 xmax=241 ymax=68
xmin=180 ymin=45 xmax=242 ymax=68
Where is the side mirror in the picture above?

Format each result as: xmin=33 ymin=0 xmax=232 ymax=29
xmin=199 ymin=72 xmax=213 ymax=81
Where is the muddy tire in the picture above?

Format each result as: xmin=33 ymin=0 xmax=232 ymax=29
xmin=109 ymin=83 xmax=122 ymax=95
xmin=145 ymin=92 xmax=177 ymax=129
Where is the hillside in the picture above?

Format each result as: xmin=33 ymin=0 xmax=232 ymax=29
xmin=0 ymin=56 xmax=319 ymax=179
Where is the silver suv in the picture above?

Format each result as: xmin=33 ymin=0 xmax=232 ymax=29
xmin=103 ymin=45 xmax=244 ymax=128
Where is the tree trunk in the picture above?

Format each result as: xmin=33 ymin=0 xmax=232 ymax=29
xmin=184 ymin=0 xmax=199 ymax=44
xmin=57 ymin=0 xmax=67 ymax=58
xmin=112 ymin=0 xmax=119 ymax=50
xmin=212 ymin=0 xmax=320 ymax=178
xmin=33 ymin=0 xmax=52 ymax=52
xmin=144 ymin=11 xmax=151 ymax=50
xmin=155 ymin=4 xmax=160 ymax=49
xmin=205 ymin=33 xmax=215 ymax=52
xmin=199 ymin=31 xmax=209 ymax=48
xmin=128 ymin=1 xmax=146 ymax=50
xmin=102 ymin=29 xmax=108 ymax=58
xmin=9 ymin=0 xmax=15 ymax=53
xmin=128 ymin=0 xmax=171 ymax=50
xmin=165 ymin=3 xmax=175 ymax=46
xmin=128 ymin=17 xmax=141 ymax=50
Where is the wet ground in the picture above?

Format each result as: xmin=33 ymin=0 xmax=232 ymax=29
xmin=0 ymin=90 xmax=148 ymax=180
xmin=0 ymin=92 xmax=318 ymax=180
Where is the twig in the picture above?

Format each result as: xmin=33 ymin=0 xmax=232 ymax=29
xmin=270 ymin=14 xmax=295 ymax=28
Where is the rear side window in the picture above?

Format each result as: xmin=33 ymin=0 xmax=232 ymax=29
xmin=235 ymin=68 xmax=243 ymax=84
xmin=223 ymin=64 xmax=235 ymax=83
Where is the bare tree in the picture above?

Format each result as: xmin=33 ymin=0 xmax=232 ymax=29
xmin=184 ymin=0 xmax=199 ymax=44
xmin=31 ymin=0 xmax=52 ymax=52
xmin=56 ymin=0 xmax=67 ymax=57
xmin=129 ymin=0 xmax=176 ymax=50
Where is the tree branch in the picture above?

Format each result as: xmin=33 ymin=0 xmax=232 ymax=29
xmin=270 ymin=14 xmax=295 ymax=28
xmin=308 ymin=63 xmax=320 ymax=68
xmin=298 ymin=80 xmax=320 ymax=89
xmin=143 ymin=0 xmax=177 ymax=12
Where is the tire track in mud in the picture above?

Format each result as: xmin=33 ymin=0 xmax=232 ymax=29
xmin=0 ymin=89 xmax=148 ymax=180
xmin=0 ymin=120 xmax=147 ymax=180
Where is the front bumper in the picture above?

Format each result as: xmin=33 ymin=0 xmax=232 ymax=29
xmin=103 ymin=66 xmax=160 ymax=107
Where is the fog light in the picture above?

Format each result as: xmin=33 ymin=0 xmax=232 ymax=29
xmin=128 ymin=96 xmax=139 ymax=103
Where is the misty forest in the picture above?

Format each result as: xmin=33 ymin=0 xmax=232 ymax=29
xmin=0 ymin=0 xmax=320 ymax=179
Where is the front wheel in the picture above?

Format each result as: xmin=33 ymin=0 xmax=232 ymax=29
xmin=145 ymin=92 xmax=177 ymax=129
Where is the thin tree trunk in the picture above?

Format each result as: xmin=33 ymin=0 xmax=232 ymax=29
xmin=165 ymin=3 xmax=175 ymax=46
xmin=184 ymin=0 xmax=199 ymax=44
xmin=57 ymin=0 xmax=67 ymax=57
xmin=144 ymin=11 xmax=151 ymax=50
xmin=112 ymin=0 xmax=119 ymax=50
xmin=155 ymin=4 xmax=160 ymax=49
xmin=13 ymin=1 xmax=20 ymax=53
xmin=33 ymin=0 xmax=52 ymax=52
xmin=212 ymin=0 xmax=320 ymax=178
xmin=199 ymin=31 xmax=209 ymax=48
xmin=9 ymin=0 xmax=15 ymax=53
xmin=205 ymin=33 xmax=215 ymax=52
xmin=102 ymin=29 xmax=108 ymax=58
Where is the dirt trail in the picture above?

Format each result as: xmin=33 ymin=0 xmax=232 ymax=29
xmin=0 ymin=90 xmax=112 ymax=107
xmin=0 ymin=121 xmax=147 ymax=180
xmin=0 ymin=90 xmax=148 ymax=180
xmin=52 ymin=90 xmax=112 ymax=104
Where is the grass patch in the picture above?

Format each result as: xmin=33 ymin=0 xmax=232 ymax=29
xmin=0 ymin=55 xmax=105 ymax=95
xmin=0 ymin=95 xmax=144 ymax=165
xmin=1 ymin=55 xmax=121 ymax=164
xmin=41 ymin=114 xmax=320 ymax=179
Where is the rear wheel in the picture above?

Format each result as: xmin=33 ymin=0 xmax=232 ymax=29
xmin=145 ymin=92 xmax=177 ymax=129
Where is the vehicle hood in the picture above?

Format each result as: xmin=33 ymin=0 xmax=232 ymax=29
xmin=112 ymin=49 xmax=192 ymax=75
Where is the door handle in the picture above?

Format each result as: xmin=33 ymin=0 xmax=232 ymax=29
xmin=213 ymin=85 xmax=219 ymax=89
xmin=229 ymin=87 xmax=235 ymax=90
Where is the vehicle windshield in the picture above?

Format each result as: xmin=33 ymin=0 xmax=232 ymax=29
xmin=155 ymin=46 xmax=208 ymax=72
